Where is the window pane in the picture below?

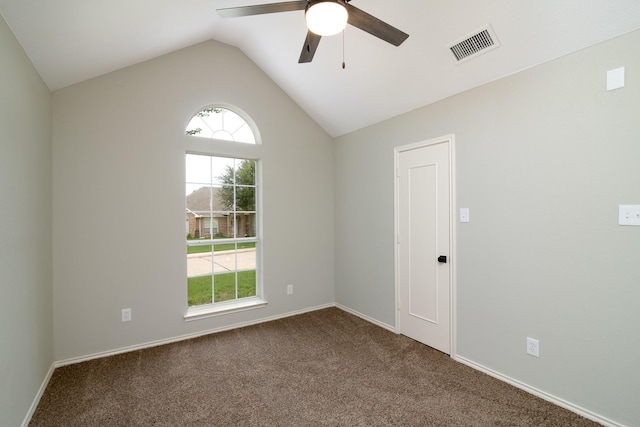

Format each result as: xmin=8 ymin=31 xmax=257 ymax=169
xmin=187 ymin=187 xmax=213 ymax=211
xmin=185 ymin=154 xmax=211 ymax=184
xmin=212 ymin=157 xmax=237 ymax=186
xmin=224 ymin=110 xmax=246 ymax=134
xmin=213 ymin=272 xmax=237 ymax=302
xmin=234 ymin=160 xmax=255 ymax=185
xmin=236 ymin=243 xmax=256 ymax=272
xmin=185 ymin=107 xmax=256 ymax=144
xmin=235 ymin=187 xmax=255 ymax=212
xmin=186 ymin=183 xmax=206 ymax=197
xmin=233 ymin=124 xmax=255 ymax=144
xmin=187 ymin=275 xmax=213 ymax=306
xmin=187 ymin=245 xmax=213 ymax=277
xmin=239 ymin=270 xmax=257 ymax=298
xmin=216 ymin=185 xmax=235 ymax=213
xmin=212 ymin=243 xmax=256 ymax=303
xmin=213 ymin=242 xmax=237 ymax=272
xmin=203 ymin=109 xmax=223 ymax=132
xmin=186 ymin=116 xmax=213 ymax=138
xmin=235 ymin=213 xmax=256 ymax=238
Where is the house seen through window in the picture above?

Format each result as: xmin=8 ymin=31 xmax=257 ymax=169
xmin=185 ymin=106 xmax=259 ymax=309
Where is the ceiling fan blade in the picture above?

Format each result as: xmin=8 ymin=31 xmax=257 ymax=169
xmin=345 ymin=4 xmax=409 ymax=46
xmin=218 ymin=1 xmax=307 ymax=18
xmin=298 ymin=31 xmax=322 ymax=63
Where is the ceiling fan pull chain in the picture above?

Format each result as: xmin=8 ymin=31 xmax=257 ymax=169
xmin=342 ymin=29 xmax=346 ymax=69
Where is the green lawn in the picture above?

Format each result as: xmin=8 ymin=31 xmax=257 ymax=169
xmin=187 ymin=270 xmax=256 ymax=306
xmin=187 ymin=242 xmax=256 ymax=255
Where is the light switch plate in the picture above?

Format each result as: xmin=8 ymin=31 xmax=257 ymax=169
xmin=619 ymin=205 xmax=640 ymax=226
xmin=607 ymin=67 xmax=625 ymax=91
xmin=459 ymin=208 xmax=470 ymax=223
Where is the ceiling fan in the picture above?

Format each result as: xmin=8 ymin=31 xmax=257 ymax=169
xmin=217 ymin=0 xmax=409 ymax=63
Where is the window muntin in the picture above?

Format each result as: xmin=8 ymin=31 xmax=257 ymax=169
xmin=186 ymin=154 xmax=258 ymax=307
xmin=185 ymin=107 xmax=256 ymax=144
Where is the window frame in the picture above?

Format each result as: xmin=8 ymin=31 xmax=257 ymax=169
xmin=183 ymin=105 xmax=266 ymax=321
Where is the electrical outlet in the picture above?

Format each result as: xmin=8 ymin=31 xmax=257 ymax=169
xmin=287 ymin=284 xmax=293 ymax=295
xmin=619 ymin=205 xmax=640 ymax=226
xmin=526 ymin=337 xmax=539 ymax=357
xmin=121 ymin=308 xmax=132 ymax=322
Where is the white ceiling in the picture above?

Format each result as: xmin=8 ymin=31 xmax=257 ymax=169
xmin=2 ymin=0 xmax=640 ymax=137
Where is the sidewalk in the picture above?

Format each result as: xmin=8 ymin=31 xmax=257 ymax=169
xmin=187 ymin=248 xmax=256 ymax=276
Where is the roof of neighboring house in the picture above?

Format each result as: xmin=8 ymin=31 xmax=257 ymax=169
xmin=186 ymin=187 xmax=228 ymax=217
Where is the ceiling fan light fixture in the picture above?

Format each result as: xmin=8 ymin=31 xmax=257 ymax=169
xmin=305 ymin=0 xmax=348 ymax=36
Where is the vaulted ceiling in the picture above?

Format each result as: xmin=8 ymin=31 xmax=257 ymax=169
xmin=2 ymin=0 xmax=640 ymax=136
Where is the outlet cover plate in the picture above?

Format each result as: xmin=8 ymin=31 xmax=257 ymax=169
xmin=526 ymin=337 xmax=539 ymax=357
xmin=619 ymin=205 xmax=640 ymax=226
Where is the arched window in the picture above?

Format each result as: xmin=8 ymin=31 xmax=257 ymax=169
xmin=185 ymin=106 xmax=257 ymax=144
xmin=184 ymin=105 xmax=264 ymax=319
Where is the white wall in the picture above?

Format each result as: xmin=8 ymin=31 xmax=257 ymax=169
xmin=0 ymin=13 xmax=53 ymax=427
xmin=335 ymin=30 xmax=640 ymax=426
xmin=52 ymin=40 xmax=335 ymax=361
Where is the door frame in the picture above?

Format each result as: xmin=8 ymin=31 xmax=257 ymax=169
xmin=394 ymin=134 xmax=457 ymax=357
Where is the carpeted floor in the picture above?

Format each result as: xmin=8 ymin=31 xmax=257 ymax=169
xmin=31 ymin=307 xmax=600 ymax=426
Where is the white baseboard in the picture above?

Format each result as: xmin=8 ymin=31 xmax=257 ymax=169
xmin=55 ymin=303 xmax=336 ymax=367
xmin=453 ymin=355 xmax=622 ymax=427
xmin=335 ymin=303 xmax=398 ymax=334
xmin=21 ymin=362 xmax=55 ymax=427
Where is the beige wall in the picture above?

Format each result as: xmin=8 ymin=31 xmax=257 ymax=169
xmin=52 ymin=40 xmax=335 ymax=361
xmin=335 ymin=30 xmax=640 ymax=425
xmin=0 ymin=13 xmax=53 ymax=427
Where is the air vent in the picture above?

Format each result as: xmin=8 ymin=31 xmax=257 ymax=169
xmin=449 ymin=25 xmax=499 ymax=63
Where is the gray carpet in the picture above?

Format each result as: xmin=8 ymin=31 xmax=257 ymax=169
xmin=31 ymin=308 xmax=599 ymax=426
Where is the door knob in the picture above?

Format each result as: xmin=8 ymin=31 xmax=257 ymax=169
xmin=438 ymin=255 xmax=447 ymax=263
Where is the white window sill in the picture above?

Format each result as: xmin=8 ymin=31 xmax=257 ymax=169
xmin=184 ymin=297 xmax=268 ymax=322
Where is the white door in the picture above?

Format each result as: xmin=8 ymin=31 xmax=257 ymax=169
xmin=396 ymin=138 xmax=452 ymax=354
